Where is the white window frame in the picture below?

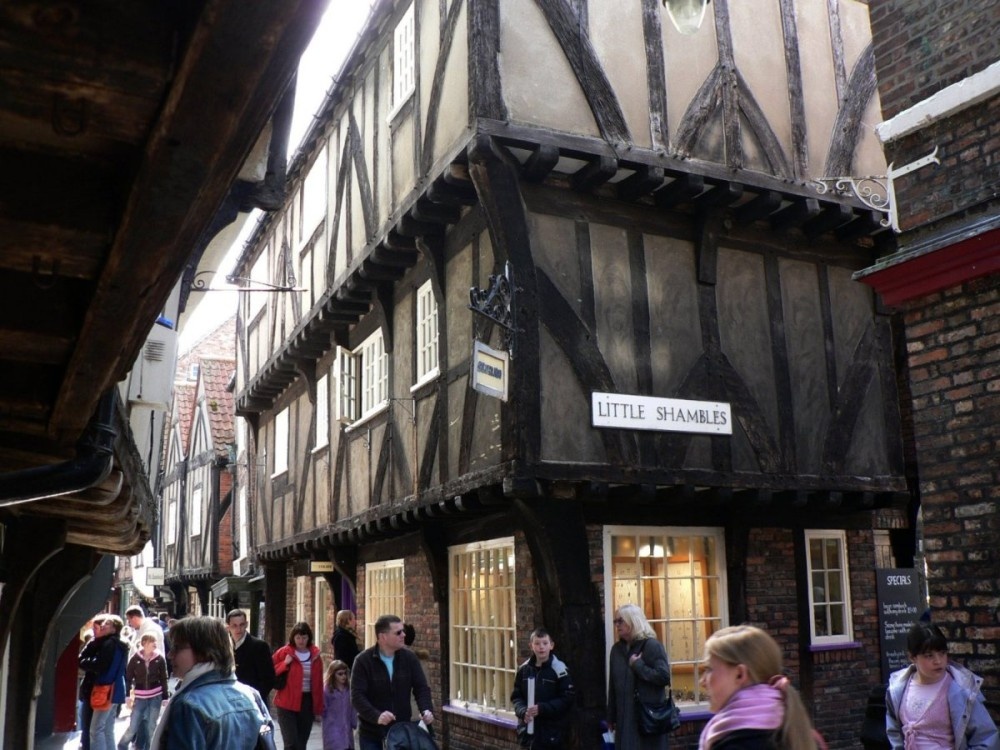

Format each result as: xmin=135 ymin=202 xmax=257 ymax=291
xmin=603 ymin=526 xmax=727 ymax=711
xmin=805 ymin=530 xmax=854 ymax=645
xmin=166 ymin=496 xmax=177 ymax=546
xmin=365 ymin=559 xmax=405 ymax=647
xmin=334 ymin=347 xmax=357 ymax=424
xmin=359 ymin=330 xmax=388 ymax=420
xmin=296 ymin=576 xmax=307 ymax=624
xmin=190 ymin=485 xmax=203 ymax=537
xmin=413 ymin=280 xmax=439 ymax=387
xmin=315 ymin=577 xmax=330 ymax=645
xmin=315 ymin=374 xmax=329 ymax=450
xmin=390 ymin=3 xmax=415 ymax=116
xmin=272 ymin=408 xmax=289 ymax=477
xmin=448 ymin=537 xmax=517 ymax=718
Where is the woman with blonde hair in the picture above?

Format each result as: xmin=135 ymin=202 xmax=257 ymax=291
xmin=607 ymin=603 xmax=672 ymax=750
xmin=699 ymin=625 xmax=819 ymax=750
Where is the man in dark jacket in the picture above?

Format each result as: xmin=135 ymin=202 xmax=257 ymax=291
xmin=351 ymin=614 xmax=434 ymax=750
xmin=226 ymin=608 xmax=276 ymax=699
xmin=511 ymin=628 xmax=575 ymax=749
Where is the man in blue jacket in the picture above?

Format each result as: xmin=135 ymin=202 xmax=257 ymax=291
xmin=511 ymin=628 xmax=575 ymax=749
xmin=79 ymin=615 xmax=128 ymax=750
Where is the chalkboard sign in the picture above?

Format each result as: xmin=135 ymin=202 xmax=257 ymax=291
xmin=876 ymin=568 xmax=923 ymax=682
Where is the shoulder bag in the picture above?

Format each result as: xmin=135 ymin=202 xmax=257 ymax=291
xmin=633 ymin=641 xmax=681 ymax=735
xmin=90 ymin=645 xmax=123 ymax=711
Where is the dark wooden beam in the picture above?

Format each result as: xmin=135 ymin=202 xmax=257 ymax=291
xmin=655 ymin=174 xmax=705 ymax=207
xmin=523 ymin=144 xmax=560 ymax=183
xmin=615 ymin=165 xmax=665 ymax=201
xmin=571 ymin=155 xmax=618 ymax=192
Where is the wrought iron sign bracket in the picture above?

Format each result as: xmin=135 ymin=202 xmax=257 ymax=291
xmin=189 ymin=270 xmax=305 ymax=293
xmin=812 ymin=146 xmax=940 ymax=234
xmin=469 ymin=261 xmax=520 ymax=359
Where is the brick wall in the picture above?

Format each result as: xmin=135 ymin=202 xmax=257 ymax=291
xmin=868 ymin=0 xmax=1000 ymax=120
xmin=900 ymin=275 xmax=1000 ymax=709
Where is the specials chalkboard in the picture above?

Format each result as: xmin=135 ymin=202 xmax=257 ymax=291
xmin=876 ymin=568 xmax=923 ymax=681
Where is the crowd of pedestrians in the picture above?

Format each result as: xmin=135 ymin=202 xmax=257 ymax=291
xmin=71 ymin=603 xmax=996 ymax=750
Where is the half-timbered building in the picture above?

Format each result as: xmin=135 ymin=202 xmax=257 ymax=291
xmin=161 ymin=326 xmax=238 ymax=617
xmin=233 ymin=1 xmax=911 ymax=747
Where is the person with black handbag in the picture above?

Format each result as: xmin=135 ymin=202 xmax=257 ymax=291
xmin=607 ymin=604 xmax=674 ymax=750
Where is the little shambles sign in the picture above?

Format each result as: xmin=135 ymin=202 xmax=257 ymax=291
xmin=591 ymin=392 xmax=732 ymax=435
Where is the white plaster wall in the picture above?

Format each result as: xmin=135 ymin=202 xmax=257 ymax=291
xmin=499 ymin=0 xmax=600 ymax=137
xmin=588 ymin=1 xmax=652 ymax=148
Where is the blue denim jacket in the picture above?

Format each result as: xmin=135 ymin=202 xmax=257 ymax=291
xmin=161 ymin=669 xmax=273 ymax=750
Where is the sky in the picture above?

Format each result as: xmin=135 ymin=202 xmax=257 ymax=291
xmin=178 ymin=0 xmax=376 ymax=352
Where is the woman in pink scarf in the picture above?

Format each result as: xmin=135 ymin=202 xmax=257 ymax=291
xmin=699 ymin=626 xmax=820 ymax=750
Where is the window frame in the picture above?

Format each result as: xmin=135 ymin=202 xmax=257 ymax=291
xmin=315 ymin=373 xmax=329 ymax=450
xmin=804 ymin=529 xmax=854 ymax=646
xmin=448 ymin=537 xmax=517 ymax=719
xmin=272 ymin=408 xmax=289 ymax=477
xmin=390 ymin=3 xmax=416 ymax=117
xmin=190 ymin=484 xmax=203 ymax=537
xmin=364 ymin=559 xmax=405 ymax=647
xmin=413 ymin=280 xmax=439 ymax=387
xmin=603 ymin=525 xmax=728 ymax=712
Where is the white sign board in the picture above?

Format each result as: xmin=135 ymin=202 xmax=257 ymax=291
xmin=309 ymin=561 xmax=334 ymax=574
xmin=592 ymin=392 xmax=732 ymax=435
xmin=471 ymin=340 xmax=509 ymax=401
xmin=145 ymin=567 xmax=165 ymax=586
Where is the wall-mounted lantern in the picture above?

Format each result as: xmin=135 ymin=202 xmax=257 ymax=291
xmin=663 ymin=0 xmax=711 ymax=35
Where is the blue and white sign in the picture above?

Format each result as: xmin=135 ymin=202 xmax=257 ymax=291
xmin=471 ymin=340 xmax=509 ymax=401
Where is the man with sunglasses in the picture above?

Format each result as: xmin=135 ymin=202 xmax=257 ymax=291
xmin=351 ymin=614 xmax=434 ymax=750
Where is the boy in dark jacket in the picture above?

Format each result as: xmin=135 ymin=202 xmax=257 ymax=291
xmin=118 ymin=632 xmax=169 ymax=750
xmin=511 ymin=629 xmax=575 ymax=749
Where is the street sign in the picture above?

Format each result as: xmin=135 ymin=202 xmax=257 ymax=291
xmin=146 ymin=567 xmax=165 ymax=586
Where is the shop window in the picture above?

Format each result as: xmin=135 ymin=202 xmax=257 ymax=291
xmin=166 ymin=496 xmax=177 ymax=546
xmin=448 ymin=538 xmax=517 ymax=718
xmin=805 ymin=530 xmax=853 ymax=645
xmin=365 ymin=559 xmax=405 ymax=647
xmin=605 ymin=527 xmax=727 ymax=710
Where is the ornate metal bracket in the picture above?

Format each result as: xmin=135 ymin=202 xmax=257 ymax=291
xmin=188 ymin=270 xmax=304 ymax=293
xmin=812 ymin=146 xmax=940 ymax=234
xmin=469 ymin=261 xmax=519 ymax=359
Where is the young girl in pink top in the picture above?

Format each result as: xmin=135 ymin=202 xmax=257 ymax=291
xmin=322 ymin=660 xmax=357 ymax=750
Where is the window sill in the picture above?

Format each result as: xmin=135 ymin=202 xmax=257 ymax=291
xmin=270 ymin=469 xmax=288 ymax=481
xmin=410 ymin=368 xmax=440 ymax=395
xmin=387 ymin=89 xmax=414 ymax=123
xmin=443 ymin=703 xmax=517 ymax=729
xmin=311 ymin=441 xmax=329 ymax=455
xmin=345 ymin=402 xmax=390 ymax=433
xmin=809 ymin=640 xmax=862 ymax=653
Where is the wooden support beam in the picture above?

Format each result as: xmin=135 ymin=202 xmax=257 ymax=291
xmin=615 ymin=165 xmax=665 ymax=201
xmin=803 ymin=203 xmax=854 ymax=239
xmin=735 ymin=190 xmax=782 ymax=224
xmin=834 ymin=209 xmax=885 ymax=242
xmin=655 ymin=174 xmax=705 ymax=207
xmin=571 ymin=155 xmax=618 ymax=192
xmin=410 ymin=199 xmax=461 ymax=226
xmin=522 ymin=144 xmax=560 ymax=183
xmin=694 ymin=181 xmax=744 ymax=208
xmin=769 ymin=197 xmax=820 ymax=230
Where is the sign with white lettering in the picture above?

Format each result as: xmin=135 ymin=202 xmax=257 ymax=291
xmin=876 ymin=568 xmax=923 ymax=681
xmin=591 ymin=392 xmax=732 ymax=435
xmin=471 ymin=340 xmax=509 ymax=401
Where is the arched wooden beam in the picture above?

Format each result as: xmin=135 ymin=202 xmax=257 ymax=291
xmin=821 ymin=323 xmax=876 ymax=472
xmin=421 ymin=0 xmax=465 ymax=175
xmin=824 ymin=43 xmax=877 ymax=178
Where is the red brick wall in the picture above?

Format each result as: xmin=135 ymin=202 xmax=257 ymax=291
xmin=868 ymin=0 xmax=1000 ymax=121
xmin=899 ymin=275 xmax=1000 ymax=709
xmin=868 ymin=0 xmax=1000 ymax=233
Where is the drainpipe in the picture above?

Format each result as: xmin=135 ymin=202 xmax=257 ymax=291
xmin=0 ymin=390 xmax=117 ymax=507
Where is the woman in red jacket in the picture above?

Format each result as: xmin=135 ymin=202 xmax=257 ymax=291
xmin=273 ymin=621 xmax=325 ymax=750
